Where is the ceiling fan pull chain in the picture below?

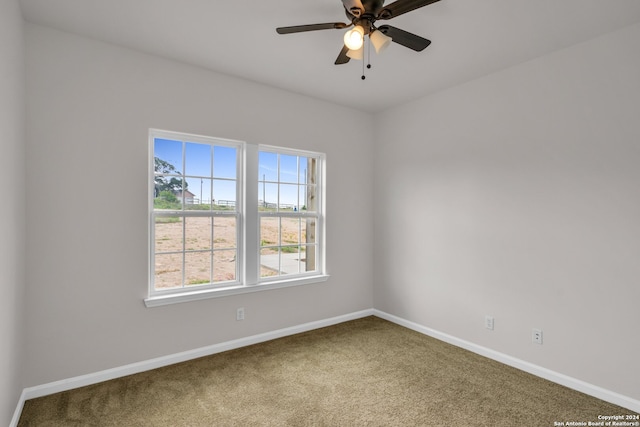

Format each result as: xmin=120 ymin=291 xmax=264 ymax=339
xmin=361 ymin=35 xmax=371 ymax=80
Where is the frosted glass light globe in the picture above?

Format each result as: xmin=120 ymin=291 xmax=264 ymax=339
xmin=370 ymin=29 xmax=392 ymax=53
xmin=344 ymin=26 xmax=365 ymax=50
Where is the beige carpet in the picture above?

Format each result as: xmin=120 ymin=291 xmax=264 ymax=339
xmin=19 ymin=316 xmax=635 ymax=426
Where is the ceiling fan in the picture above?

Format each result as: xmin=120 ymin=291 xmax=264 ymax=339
xmin=276 ymin=0 xmax=441 ymax=66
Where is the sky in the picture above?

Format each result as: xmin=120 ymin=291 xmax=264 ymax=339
xmin=154 ymin=138 xmax=310 ymax=207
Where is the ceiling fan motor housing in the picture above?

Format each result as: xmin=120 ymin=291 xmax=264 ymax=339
xmin=345 ymin=0 xmax=385 ymax=21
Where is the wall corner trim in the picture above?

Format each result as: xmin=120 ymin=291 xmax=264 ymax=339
xmin=373 ymin=309 xmax=640 ymax=413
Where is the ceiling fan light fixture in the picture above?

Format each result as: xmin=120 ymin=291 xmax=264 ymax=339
xmin=343 ymin=25 xmax=365 ymax=50
xmin=370 ymin=29 xmax=392 ymax=54
xmin=346 ymin=46 xmax=364 ymax=60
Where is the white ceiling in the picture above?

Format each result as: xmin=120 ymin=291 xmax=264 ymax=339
xmin=19 ymin=0 xmax=640 ymax=113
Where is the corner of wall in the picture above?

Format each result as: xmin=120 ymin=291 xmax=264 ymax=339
xmin=0 ymin=0 xmax=27 ymax=425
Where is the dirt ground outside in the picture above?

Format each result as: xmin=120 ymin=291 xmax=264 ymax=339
xmin=154 ymin=216 xmax=311 ymax=289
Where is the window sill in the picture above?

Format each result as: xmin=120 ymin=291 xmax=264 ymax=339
xmin=144 ymin=275 xmax=330 ymax=308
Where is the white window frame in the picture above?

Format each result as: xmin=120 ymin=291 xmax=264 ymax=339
xmin=145 ymin=131 xmax=327 ymax=307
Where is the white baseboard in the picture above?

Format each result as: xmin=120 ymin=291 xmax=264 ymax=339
xmin=10 ymin=389 xmax=27 ymax=427
xmin=11 ymin=307 xmax=639 ymax=426
xmin=10 ymin=309 xmax=374 ymax=427
xmin=373 ymin=309 xmax=640 ymax=413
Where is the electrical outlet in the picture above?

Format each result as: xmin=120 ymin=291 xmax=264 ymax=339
xmin=532 ymin=328 xmax=543 ymax=344
xmin=236 ymin=307 xmax=245 ymax=321
xmin=485 ymin=315 xmax=494 ymax=330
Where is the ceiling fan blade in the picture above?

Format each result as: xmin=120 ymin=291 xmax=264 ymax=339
xmin=378 ymin=25 xmax=431 ymax=51
xmin=378 ymin=0 xmax=441 ymax=20
xmin=276 ymin=22 xmax=349 ymax=34
xmin=342 ymin=0 xmax=365 ymax=16
xmin=335 ymin=45 xmax=351 ymax=65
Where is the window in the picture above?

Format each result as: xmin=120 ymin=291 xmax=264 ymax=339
xmin=147 ymin=130 xmax=326 ymax=306
xmin=259 ymin=148 xmax=322 ymax=280
xmin=150 ymin=130 xmax=242 ymax=297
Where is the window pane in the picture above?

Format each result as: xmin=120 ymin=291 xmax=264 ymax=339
xmin=185 ymin=217 xmax=211 ymax=250
xmin=214 ymin=217 xmax=236 ymax=249
xmin=154 ymin=253 xmax=182 ymax=290
xmin=260 ymin=183 xmax=278 ymax=211
xmin=279 ymin=246 xmax=303 ymax=276
xmin=213 ymin=249 xmax=236 ymax=282
xmin=154 ymin=139 xmax=184 ymax=208
xmin=280 ymin=154 xmax=298 ymax=183
xmin=154 ymin=189 xmax=182 ymax=210
xmin=213 ymin=146 xmax=237 ymax=179
xmin=259 ymin=151 xmax=278 ymax=182
xmin=260 ymin=217 xmax=279 ymax=247
xmin=279 ymin=184 xmax=298 ymax=210
xmin=260 ymin=248 xmax=279 ymax=278
xmin=213 ymin=179 xmax=236 ymax=209
xmin=155 ymin=217 xmax=183 ymax=253
xmin=174 ymin=178 xmax=198 ymax=207
xmin=185 ymin=142 xmax=211 ymax=177
xmin=183 ymin=177 xmax=211 ymax=208
xmin=185 ymin=251 xmax=211 ymax=286
xmin=304 ymin=218 xmax=317 ymax=245
xmin=154 ymin=138 xmax=182 ymax=175
xmin=303 ymin=185 xmax=318 ymax=212
xmin=280 ymin=246 xmax=304 ymax=275
xmin=281 ymin=217 xmax=300 ymax=245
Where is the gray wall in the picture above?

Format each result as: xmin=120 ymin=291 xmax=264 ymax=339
xmin=0 ymin=0 xmax=26 ymax=424
xmin=373 ymin=22 xmax=640 ymax=400
xmin=24 ymin=23 xmax=374 ymax=387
